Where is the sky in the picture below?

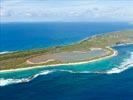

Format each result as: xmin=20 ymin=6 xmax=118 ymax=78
xmin=0 ymin=0 xmax=133 ymax=22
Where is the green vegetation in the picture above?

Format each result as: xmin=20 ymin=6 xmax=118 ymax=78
xmin=0 ymin=30 xmax=133 ymax=70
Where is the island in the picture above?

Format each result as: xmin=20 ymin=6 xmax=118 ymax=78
xmin=0 ymin=30 xmax=133 ymax=71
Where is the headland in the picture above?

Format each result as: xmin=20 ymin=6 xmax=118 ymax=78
xmin=0 ymin=30 xmax=133 ymax=72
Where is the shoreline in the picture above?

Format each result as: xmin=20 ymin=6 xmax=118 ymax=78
xmin=0 ymin=47 xmax=118 ymax=73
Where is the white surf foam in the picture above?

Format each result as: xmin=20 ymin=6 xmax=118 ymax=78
xmin=57 ymin=69 xmax=103 ymax=74
xmin=0 ymin=78 xmax=30 ymax=86
xmin=1 ymin=52 xmax=133 ymax=86
xmin=106 ymin=52 xmax=133 ymax=74
xmin=57 ymin=52 xmax=133 ymax=75
xmin=0 ymin=69 xmax=102 ymax=86
xmin=0 ymin=70 xmax=54 ymax=87
xmin=0 ymin=51 xmax=13 ymax=54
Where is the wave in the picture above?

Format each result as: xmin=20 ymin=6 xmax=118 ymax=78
xmin=57 ymin=52 xmax=133 ymax=74
xmin=106 ymin=52 xmax=133 ymax=74
xmin=0 ymin=51 xmax=13 ymax=54
xmin=1 ymin=63 xmax=133 ymax=87
xmin=0 ymin=69 xmax=102 ymax=87
xmin=56 ymin=69 xmax=103 ymax=74
xmin=0 ymin=69 xmax=103 ymax=87
xmin=1 ymin=52 xmax=133 ymax=86
xmin=0 ymin=78 xmax=30 ymax=87
xmin=0 ymin=70 xmax=54 ymax=87
xmin=106 ymin=63 xmax=133 ymax=74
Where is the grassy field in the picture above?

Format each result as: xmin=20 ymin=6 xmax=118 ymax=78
xmin=0 ymin=30 xmax=133 ymax=70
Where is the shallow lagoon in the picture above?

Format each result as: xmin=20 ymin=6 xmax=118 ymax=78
xmin=0 ymin=22 xmax=133 ymax=100
xmin=0 ymin=45 xmax=133 ymax=100
xmin=0 ymin=45 xmax=133 ymax=82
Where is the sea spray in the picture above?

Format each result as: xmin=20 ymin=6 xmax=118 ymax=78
xmin=0 ymin=51 xmax=13 ymax=55
xmin=106 ymin=52 xmax=133 ymax=74
xmin=0 ymin=69 xmax=104 ymax=86
xmin=0 ymin=70 xmax=54 ymax=86
xmin=1 ymin=50 xmax=133 ymax=86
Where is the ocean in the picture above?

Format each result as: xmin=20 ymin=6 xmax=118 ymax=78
xmin=0 ymin=22 xmax=133 ymax=52
xmin=0 ymin=22 xmax=133 ymax=100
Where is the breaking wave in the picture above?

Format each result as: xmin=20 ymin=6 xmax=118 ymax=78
xmin=0 ymin=70 xmax=54 ymax=87
xmin=0 ymin=69 xmax=104 ymax=87
xmin=58 ymin=52 xmax=133 ymax=74
xmin=106 ymin=52 xmax=133 ymax=74
xmin=1 ymin=52 xmax=133 ymax=86
xmin=0 ymin=51 xmax=13 ymax=54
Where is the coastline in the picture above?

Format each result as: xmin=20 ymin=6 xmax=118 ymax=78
xmin=0 ymin=47 xmax=117 ymax=73
xmin=1 ymin=29 xmax=132 ymax=73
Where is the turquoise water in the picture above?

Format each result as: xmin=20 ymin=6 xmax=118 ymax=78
xmin=0 ymin=45 xmax=133 ymax=100
xmin=0 ymin=22 xmax=133 ymax=100
xmin=1 ymin=45 xmax=133 ymax=79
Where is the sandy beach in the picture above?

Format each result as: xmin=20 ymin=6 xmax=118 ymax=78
xmin=0 ymin=47 xmax=117 ymax=73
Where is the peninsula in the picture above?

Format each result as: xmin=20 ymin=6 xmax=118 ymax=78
xmin=0 ymin=30 xmax=133 ymax=71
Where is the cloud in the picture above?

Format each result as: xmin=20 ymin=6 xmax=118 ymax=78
xmin=1 ymin=0 xmax=133 ymax=22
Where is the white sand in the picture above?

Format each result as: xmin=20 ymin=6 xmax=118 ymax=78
xmin=0 ymin=47 xmax=117 ymax=73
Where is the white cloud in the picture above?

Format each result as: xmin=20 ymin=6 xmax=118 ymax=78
xmin=1 ymin=0 xmax=133 ymax=22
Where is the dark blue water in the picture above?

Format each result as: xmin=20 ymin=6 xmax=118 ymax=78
xmin=1 ymin=69 xmax=133 ymax=100
xmin=0 ymin=22 xmax=133 ymax=100
xmin=0 ymin=45 xmax=133 ymax=100
xmin=0 ymin=22 xmax=133 ymax=52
